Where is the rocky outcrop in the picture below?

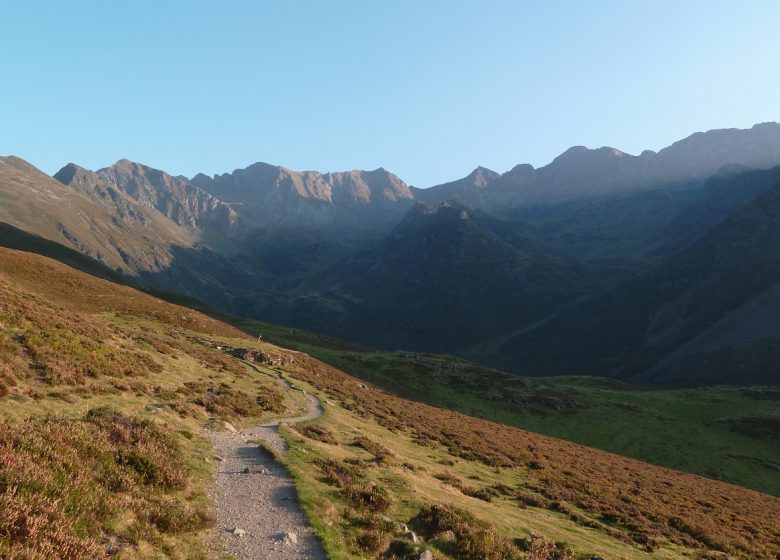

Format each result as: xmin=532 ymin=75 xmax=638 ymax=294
xmin=192 ymin=163 xmax=414 ymax=231
xmin=92 ymin=160 xmax=243 ymax=236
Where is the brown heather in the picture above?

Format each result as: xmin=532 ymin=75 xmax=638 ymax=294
xmin=183 ymin=381 xmax=286 ymax=419
xmin=0 ymin=278 xmax=161 ymax=385
xmin=295 ymin=424 xmax=338 ymax=444
xmin=0 ymin=408 xmax=212 ymax=559
xmin=414 ymin=504 xmax=574 ymax=560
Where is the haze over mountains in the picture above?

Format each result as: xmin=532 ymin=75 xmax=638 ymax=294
xmin=3 ymin=122 xmax=780 ymax=384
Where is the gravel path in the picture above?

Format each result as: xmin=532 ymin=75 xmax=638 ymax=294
xmin=208 ymin=380 xmax=326 ymax=560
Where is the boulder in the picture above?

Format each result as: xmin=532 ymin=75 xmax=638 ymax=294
xmin=434 ymin=530 xmax=456 ymax=541
xmin=229 ymin=527 xmax=246 ymax=537
xmin=242 ymin=466 xmax=270 ymax=475
xmin=204 ymin=418 xmax=237 ymax=432
xmin=418 ymin=551 xmax=434 ymax=560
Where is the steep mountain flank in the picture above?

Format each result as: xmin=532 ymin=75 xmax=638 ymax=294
xmin=56 ymin=160 xmax=242 ymax=238
xmin=0 ymin=156 xmax=193 ymax=272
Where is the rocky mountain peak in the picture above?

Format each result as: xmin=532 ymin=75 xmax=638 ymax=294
xmin=55 ymin=159 xmax=242 ymax=236
xmin=466 ymin=166 xmax=500 ymax=188
xmin=191 ymin=162 xmax=414 ymax=231
xmin=53 ymin=162 xmax=90 ymax=186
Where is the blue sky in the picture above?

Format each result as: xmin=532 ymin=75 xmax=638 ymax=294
xmin=2 ymin=1 xmax=779 ymax=187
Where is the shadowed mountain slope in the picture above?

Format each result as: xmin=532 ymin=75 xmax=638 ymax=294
xmin=272 ymin=201 xmax=598 ymax=352
xmin=500 ymin=175 xmax=780 ymax=384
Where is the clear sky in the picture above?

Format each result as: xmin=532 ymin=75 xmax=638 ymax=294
xmin=2 ymin=1 xmax=779 ymax=187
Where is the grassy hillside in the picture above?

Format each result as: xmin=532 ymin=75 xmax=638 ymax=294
xmin=0 ymin=222 xmax=126 ymax=282
xmin=272 ymin=354 xmax=780 ymax=559
xmin=0 ymin=248 xmax=304 ymax=559
xmin=1 ymin=248 xmax=778 ymax=559
xmin=237 ymin=319 xmax=780 ymax=497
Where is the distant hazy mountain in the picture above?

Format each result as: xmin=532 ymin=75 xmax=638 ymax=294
xmin=421 ymin=122 xmax=780 ymax=212
xmin=191 ymin=163 xmax=414 ymax=232
xmin=412 ymin=166 xmax=500 ymax=206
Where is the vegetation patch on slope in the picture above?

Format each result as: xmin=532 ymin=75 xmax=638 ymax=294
xmin=0 ymin=409 xmax=211 ymax=559
xmin=2 ymin=247 xmax=779 ymax=560
xmin=273 ymin=355 xmax=780 ymax=559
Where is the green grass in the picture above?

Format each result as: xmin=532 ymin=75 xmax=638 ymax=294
xmin=238 ymin=319 xmax=780 ymax=496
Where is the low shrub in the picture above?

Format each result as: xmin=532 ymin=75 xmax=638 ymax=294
xmin=188 ymin=382 xmax=285 ymax=419
xmin=146 ymin=495 xmax=214 ymax=534
xmin=516 ymin=532 xmax=576 ymax=560
xmin=461 ymin=485 xmax=497 ymax=502
xmin=315 ymin=458 xmax=364 ymax=488
xmin=435 ymin=473 xmax=497 ymax=502
xmin=315 ymin=458 xmax=391 ymax=513
xmin=414 ymin=504 xmax=522 ymax=560
xmin=349 ymin=436 xmax=394 ymax=463
xmin=354 ymin=528 xmax=389 ymax=554
xmin=296 ymin=424 xmax=336 ymax=444
xmin=517 ymin=492 xmax=546 ymax=509
xmin=345 ymin=481 xmax=392 ymax=513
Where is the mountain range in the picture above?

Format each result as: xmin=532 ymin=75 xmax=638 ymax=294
xmin=3 ymin=122 xmax=780 ymax=384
